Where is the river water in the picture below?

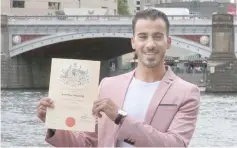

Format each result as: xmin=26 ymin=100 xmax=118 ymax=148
xmin=1 ymin=90 xmax=237 ymax=147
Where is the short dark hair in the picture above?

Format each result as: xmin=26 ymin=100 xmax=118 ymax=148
xmin=132 ymin=8 xmax=170 ymax=36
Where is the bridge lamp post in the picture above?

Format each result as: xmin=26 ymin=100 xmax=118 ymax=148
xmin=174 ymin=59 xmax=179 ymax=73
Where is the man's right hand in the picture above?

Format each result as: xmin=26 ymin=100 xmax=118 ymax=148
xmin=37 ymin=97 xmax=54 ymax=122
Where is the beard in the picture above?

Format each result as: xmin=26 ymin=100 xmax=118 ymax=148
xmin=139 ymin=52 xmax=165 ymax=68
xmin=142 ymin=58 xmax=160 ymax=68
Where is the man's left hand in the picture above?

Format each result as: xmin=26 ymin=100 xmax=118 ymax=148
xmin=92 ymin=98 xmax=119 ymax=121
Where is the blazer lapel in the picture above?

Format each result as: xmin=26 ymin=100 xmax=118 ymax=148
xmin=112 ymin=69 xmax=135 ymax=146
xmin=144 ymin=66 xmax=176 ymax=125
xmin=115 ymin=69 xmax=135 ymax=109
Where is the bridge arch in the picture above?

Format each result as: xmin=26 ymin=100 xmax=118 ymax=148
xmin=10 ymin=32 xmax=212 ymax=57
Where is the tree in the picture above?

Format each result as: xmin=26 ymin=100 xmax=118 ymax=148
xmin=117 ymin=0 xmax=130 ymax=15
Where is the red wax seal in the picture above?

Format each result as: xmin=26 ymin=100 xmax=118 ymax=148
xmin=65 ymin=117 xmax=75 ymax=127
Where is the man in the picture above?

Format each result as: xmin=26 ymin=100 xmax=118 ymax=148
xmin=37 ymin=9 xmax=200 ymax=147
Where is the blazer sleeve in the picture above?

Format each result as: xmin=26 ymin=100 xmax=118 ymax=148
xmin=44 ymin=78 xmax=107 ymax=147
xmin=117 ymin=85 xmax=200 ymax=147
xmin=45 ymin=128 xmax=98 ymax=147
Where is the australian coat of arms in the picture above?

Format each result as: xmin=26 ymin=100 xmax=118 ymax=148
xmin=59 ymin=63 xmax=90 ymax=87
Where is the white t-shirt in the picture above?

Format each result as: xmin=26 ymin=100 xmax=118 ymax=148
xmin=116 ymin=77 xmax=160 ymax=147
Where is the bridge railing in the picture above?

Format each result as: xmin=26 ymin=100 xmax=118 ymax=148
xmin=7 ymin=15 xmax=214 ymax=22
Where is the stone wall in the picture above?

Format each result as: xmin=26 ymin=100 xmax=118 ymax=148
xmin=206 ymin=60 xmax=237 ymax=92
xmin=1 ymin=56 xmax=51 ymax=89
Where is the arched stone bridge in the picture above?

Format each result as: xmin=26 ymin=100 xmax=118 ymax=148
xmin=10 ymin=33 xmax=212 ymax=57
xmin=7 ymin=15 xmax=237 ymax=58
xmin=2 ymin=15 xmax=237 ymax=89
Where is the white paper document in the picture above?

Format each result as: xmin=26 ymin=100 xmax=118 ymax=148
xmin=45 ymin=58 xmax=100 ymax=132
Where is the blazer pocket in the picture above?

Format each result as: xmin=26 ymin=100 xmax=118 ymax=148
xmin=157 ymin=103 xmax=178 ymax=112
xmin=158 ymin=104 xmax=178 ymax=106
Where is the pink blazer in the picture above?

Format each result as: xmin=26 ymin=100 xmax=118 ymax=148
xmin=45 ymin=66 xmax=200 ymax=147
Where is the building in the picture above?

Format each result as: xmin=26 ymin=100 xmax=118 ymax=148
xmin=128 ymin=0 xmax=237 ymax=16
xmin=147 ymin=0 xmax=234 ymax=5
xmin=150 ymin=0 xmax=236 ymax=16
xmin=1 ymin=0 xmax=118 ymax=15
xmin=127 ymin=0 xmax=136 ymax=14
xmin=127 ymin=0 xmax=141 ymax=14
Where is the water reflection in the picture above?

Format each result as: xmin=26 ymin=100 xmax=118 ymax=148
xmin=1 ymin=90 xmax=237 ymax=147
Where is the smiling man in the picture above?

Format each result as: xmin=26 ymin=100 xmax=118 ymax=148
xmin=37 ymin=8 xmax=200 ymax=147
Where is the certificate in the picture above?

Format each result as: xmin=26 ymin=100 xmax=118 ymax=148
xmin=45 ymin=58 xmax=100 ymax=132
